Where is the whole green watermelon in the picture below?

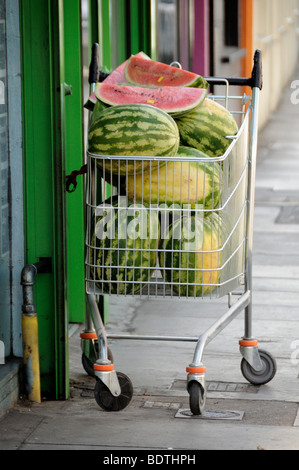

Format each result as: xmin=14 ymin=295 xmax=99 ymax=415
xmin=127 ymin=146 xmax=222 ymax=210
xmin=175 ymin=99 xmax=238 ymax=158
xmin=159 ymin=212 xmax=223 ymax=297
xmin=88 ymin=103 xmax=180 ymax=175
xmin=89 ymin=198 xmax=160 ymax=295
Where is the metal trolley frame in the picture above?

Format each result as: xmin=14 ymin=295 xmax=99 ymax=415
xmin=79 ymin=46 xmax=277 ymax=414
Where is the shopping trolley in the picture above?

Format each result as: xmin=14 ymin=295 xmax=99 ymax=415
xmin=79 ymin=45 xmax=277 ymax=415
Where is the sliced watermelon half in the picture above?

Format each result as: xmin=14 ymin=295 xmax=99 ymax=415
xmin=103 ymin=51 xmax=151 ymax=85
xmin=84 ymin=52 xmax=151 ymax=110
xmin=94 ymin=82 xmax=207 ymax=115
xmin=124 ymin=55 xmax=209 ymax=89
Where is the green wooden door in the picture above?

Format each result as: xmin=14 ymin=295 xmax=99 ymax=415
xmin=63 ymin=0 xmax=86 ymax=324
xmin=20 ymin=0 xmax=85 ymax=398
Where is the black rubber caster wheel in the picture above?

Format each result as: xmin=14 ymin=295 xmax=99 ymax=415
xmin=241 ymin=349 xmax=277 ymax=385
xmin=188 ymin=381 xmax=206 ymax=415
xmin=94 ymin=372 xmax=133 ymax=411
xmin=81 ymin=344 xmax=114 ymax=377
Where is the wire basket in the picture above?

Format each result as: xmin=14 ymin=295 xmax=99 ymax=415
xmin=85 ymin=93 xmax=251 ymax=299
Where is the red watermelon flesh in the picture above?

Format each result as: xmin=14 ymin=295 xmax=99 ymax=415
xmin=94 ymin=82 xmax=207 ymax=114
xmin=103 ymin=51 xmax=150 ymax=85
xmin=124 ymin=55 xmax=209 ymax=89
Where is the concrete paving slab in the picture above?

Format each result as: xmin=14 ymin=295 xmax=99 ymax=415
xmin=254 ymin=214 xmax=299 ymax=234
xmin=3 ymin=395 xmax=299 ymax=451
xmin=253 ymin=264 xmax=299 ymax=279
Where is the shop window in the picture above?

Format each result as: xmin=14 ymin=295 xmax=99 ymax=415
xmin=0 ymin=0 xmax=9 ymax=260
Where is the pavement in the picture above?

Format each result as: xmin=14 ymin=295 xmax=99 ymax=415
xmin=1 ymin=71 xmax=299 ymax=453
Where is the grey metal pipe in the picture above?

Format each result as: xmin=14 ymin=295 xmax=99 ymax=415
xmin=87 ymin=293 xmax=109 ymax=362
xmin=244 ymin=86 xmax=261 ymax=339
xmin=21 ymin=264 xmax=38 ymax=315
xmin=21 ymin=258 xmax=51 ymax=310
xmin=107 ymin=334 xmax=199 ymax=342
xmin=190 ymin=290 xmax=251 ymax=367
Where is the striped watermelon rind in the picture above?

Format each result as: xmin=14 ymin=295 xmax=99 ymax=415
xmin=89 ymin=199 xmax=160 ymax=295
xmin=84 ymin=92 xmax=97 ymax=111
xmin=88 ymin=104 xmax=180 ymax=175
xmin=175 ymin=99 xmax=239 ymax=158
xmin=159 ymin=212 xmax=223 ymax=297
xmin=126 ymin=146 xmax=222 ymax=210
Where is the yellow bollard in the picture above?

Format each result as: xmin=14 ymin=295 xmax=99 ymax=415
xmin=22 ymin=313 xmax=41 ymax=403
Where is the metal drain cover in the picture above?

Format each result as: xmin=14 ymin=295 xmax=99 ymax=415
xmin=175 ymin=408 xmax=244 ymax=421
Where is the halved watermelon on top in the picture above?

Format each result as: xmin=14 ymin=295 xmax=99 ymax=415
xmin=103 ymin=51 xmax=151 ymax=85
xmin=94 ymin=82 xmax=207 ymax=115
xmin=124 ymin=55 xmax=209 ymax=89
xmin=84 ymin=52 xmax=151 ymax=110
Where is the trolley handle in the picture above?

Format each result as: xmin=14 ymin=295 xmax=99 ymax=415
xmin=89 ymin=42 xmax=110 ymax=84
xmin=251 ymin=49 xmax=263 ymax=90
xmin=207 ymin=49 xmax=263 ymax=90
xmin=89 ymin=43 xmax=99 ymax=84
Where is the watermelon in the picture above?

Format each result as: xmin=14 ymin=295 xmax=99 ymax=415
xmin=175 ymin=99 xmax=239 ymax=158
xmin=84 ymin=92 xmax=97 ymax=111
xmin=94 ymin=82 xmax=207 ymax=115
xmin=103 ymin=51 xmax=151 ymax=85
xmin=159 ymin=212 xmax=223 ymax=297
xmin=84 ymin=52 xmax=150 ymax=110
xmin=88 ymin=104 xmax=180 ymax=175
xmin=126 ymin=146 xmax=221 ymax=210
xmin=89 ymin=198 xmax=159 ymax=295
xmin=124 ymin=55 xmax=209 ymax=89
xmin=89 ymin=99 xmax=108 ymax=125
